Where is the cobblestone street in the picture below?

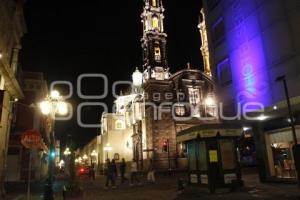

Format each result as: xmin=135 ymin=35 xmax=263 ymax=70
xmin=80 ymin=171 xmax=300 ymax=200
xmin=7 ymin=169 xmax=300 ymax=200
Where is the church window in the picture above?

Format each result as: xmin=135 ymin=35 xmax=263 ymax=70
xmin=152 ymin=16 xmax=159 ymax=30
xmin=115 ymin=119 xmax=125 ymax=130
xmin=152 ymin=0 xmax=157 ymax=7
xmin=154 ymin=46 xmax=161 ymax=61
xmin=188 ymin=88 xmax=200 ymax=105
xmin=175 ymin=103 xmax=185 ymax=116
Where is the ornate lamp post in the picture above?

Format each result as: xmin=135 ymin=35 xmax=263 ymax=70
xmin=39 ymin=90 xmax=68 ymax=200
xmin=64 ymin=148 xmax=71 ymax=156
xmin=64 ymin=147 xmax=72 ymax=175
xmin=90 ymin=150 xmax=98 ymax=164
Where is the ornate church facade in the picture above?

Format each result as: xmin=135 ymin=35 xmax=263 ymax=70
xmin=97 ymin=0 xmax=218 ymax=171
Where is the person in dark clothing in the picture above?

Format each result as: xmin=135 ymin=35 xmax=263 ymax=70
xmin=111 ymin=159 xmax=118 ymax=184
xmin=104 ymin=159 xmax=116 ymax=189
xmin=120 ymin=158 xmax=128 ymax=183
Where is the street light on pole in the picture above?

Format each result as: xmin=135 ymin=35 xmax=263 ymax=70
xmin=64 ymin=148 xmax=71 ymax=156
xmin=276 ymin=75 xmax=300 ymax=187
xmin=39 ymin=90 xmax=68 ymax=200
xmin=91 ymin=150 xmax=98 ymax=163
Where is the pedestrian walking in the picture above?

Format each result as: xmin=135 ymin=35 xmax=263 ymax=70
xmin=147 ymin=158 xmax=155 ymax=183
xmin=130 ymin=159 xmax=141 ymax=186
xmin=104 ymin=159 xmax=116 ymax=189
xmin=120 ymin=158 xmax=128 ymax=183
xmin=62 ymin=185 xmax=67 ymax=200
xmin=111 ymin=159 xmax=118 ymax=182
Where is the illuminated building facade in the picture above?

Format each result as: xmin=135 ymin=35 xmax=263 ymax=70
xmin=0 ymin=0 xmax=26 ymax=196
xmin=96 ymin=0 xmax=219 ymax=172
xmin=201 ymin=0 xmax=300 ymax=182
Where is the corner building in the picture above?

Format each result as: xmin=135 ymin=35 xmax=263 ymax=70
xmin=201 ymin=0 xmax=300 ymax=182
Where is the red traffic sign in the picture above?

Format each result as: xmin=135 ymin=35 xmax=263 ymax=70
xmin=21 ymin=130 xmax=42 ymax=149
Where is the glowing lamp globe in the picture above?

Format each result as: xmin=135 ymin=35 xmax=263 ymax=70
xmin=205 ymin=97 xmax=215 ymax=106
xmin=40 ymin=101 xmax=51 ymax=115
xmin=50 ymin=90 xmax=60 ymax=99
xmin=58 ymin=102 xmax=68 ymax=115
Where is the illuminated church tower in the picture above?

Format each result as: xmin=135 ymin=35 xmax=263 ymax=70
xmin=141 ymin=0 xmax=169 ymax=81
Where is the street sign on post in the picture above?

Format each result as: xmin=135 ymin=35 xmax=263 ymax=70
xmin=21 ymin=130 xmax=42 ymax=200
xmin=21 ymin=130 xmax=42 ymax=149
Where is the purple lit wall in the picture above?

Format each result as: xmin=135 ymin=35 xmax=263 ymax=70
xmin=224 ymin=0 xmax=271 ymax=109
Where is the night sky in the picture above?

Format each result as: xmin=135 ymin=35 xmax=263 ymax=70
xmin=19 ymin=0 xmax=203 ymax=148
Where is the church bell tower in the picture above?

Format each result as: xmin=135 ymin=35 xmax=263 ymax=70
xmin=141 ymin=0 xmax=169 ymax=81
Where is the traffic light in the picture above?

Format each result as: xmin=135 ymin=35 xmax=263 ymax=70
xmin=50 ymin=150 xmax=56 ymax=159
xmin=162 ymin=139 xmax=168 ymax=152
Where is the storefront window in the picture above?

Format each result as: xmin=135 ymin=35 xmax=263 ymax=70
xmin=187 ymin=142 xmax=197 ymax=170
xmin=266 ymin=127 xmax=300 ymax=179
xmin=271 ymin=142 xmax=296 ymax=179
xmin=220 ymin=139 xmax=236 ymax=170
xmin=198 ymin=141 xmax=207 ymax=170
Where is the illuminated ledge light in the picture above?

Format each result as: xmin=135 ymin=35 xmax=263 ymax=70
xmin=256 ymin=115 xmax=268 ymax=121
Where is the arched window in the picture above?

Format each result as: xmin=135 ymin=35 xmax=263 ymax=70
xmin=152 ymin=16 xmax=159 ymax=30
xmin=115 ymin=119 xmax=125 ymax=130
xmin=154 ymin=46 xmax=161 ymax=61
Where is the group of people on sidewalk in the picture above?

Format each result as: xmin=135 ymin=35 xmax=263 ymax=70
xmin=104 ymin=158 xmax=155 ymax=189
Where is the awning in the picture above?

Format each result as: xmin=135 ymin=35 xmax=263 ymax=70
xmin=177 ymin=123 xmax=242 ymax=142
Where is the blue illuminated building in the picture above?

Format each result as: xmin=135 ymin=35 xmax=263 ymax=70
xmin=201 ymin=0 xmax=300 ymax=182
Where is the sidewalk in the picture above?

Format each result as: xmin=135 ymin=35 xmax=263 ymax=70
xmin=177 ymin=168 xmax=300 ymax=200
xmin=5 ymin=180 xmax=65 ymax=200
xmin=6 ymin=194 xmax=63 ymax=200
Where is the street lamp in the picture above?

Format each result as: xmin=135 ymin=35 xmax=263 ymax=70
xmin=91 ymin=150 xmax=98 ymax=157
xmin=276 ymin=75 xmax=300 ymax=187
xmin=39 ymin=90 xmax=68 ymax=200
xmin=90 ymin=150 xmax=98 ymax=166
xmin=64 ymin=147 xmax=71 ymax=156
xmin=103 ymin=143 xmax=112 ymax=159
xmin=276 ymin=76 xmax=297 ymax=143
xmin=78 ymin=157 xmax=82 ymax=164
xmin=83 ymin=154 xmax=88 ymax=160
